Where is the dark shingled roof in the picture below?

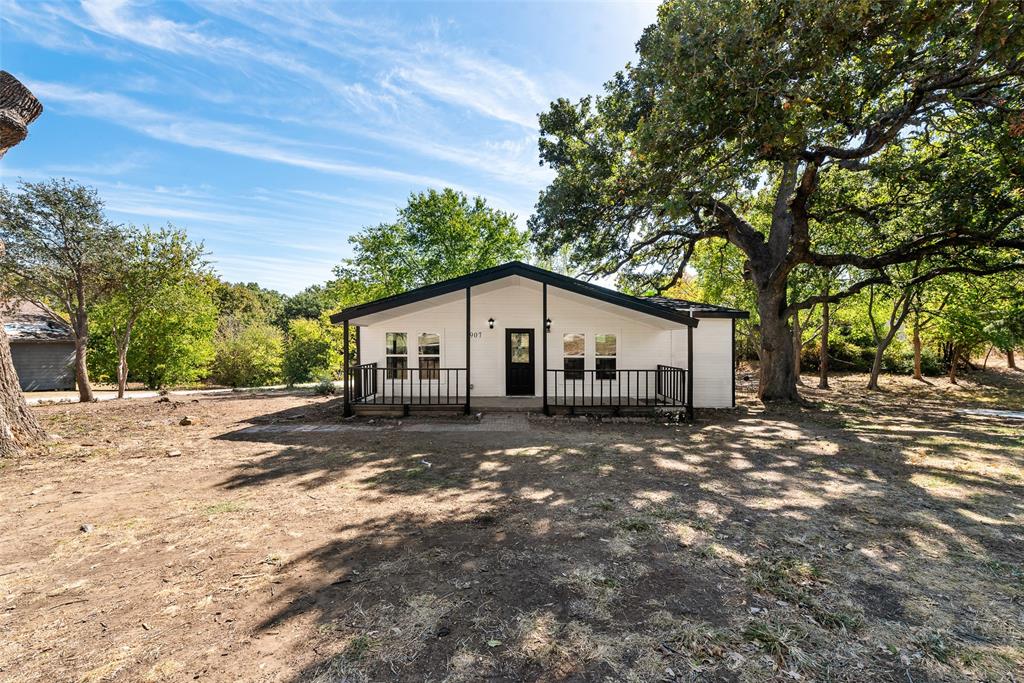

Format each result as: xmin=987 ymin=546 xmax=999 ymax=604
xmin=2 ymin=300 xmax=75 ymax=342
xmin=642 ymin=296 xmax=750 ymax=319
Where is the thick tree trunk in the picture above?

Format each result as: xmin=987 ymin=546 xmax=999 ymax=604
xmin=867 ymin=328 xmax=900 ymax=391
xmin=117 ymin=346 xmax=128 ymax=399
xmin=0 ymin=72 xmax=44 ymax=455
xmin=757 ymin=287 xmax=799 ymax=402
xmin=818 ymin=300 xmax=830 ymax=389
xmin=0 ymin=71 xmax=44 ymax=159
xmin=1007 ymin=348 xmax=1017 ymax=370
xmin=73 ymin=336 xmax=93 ymax=402
xmin=912 ymin=319 xmax=924 ymax=381
xmin=792 ymin=311 xmax=804 ymax=386
xmin=0 ymin=325 xmax=47 ymax=456
xmin=867 ymin=323 xmax=903 ymax=391
xmin=71 ymin=299 xmax=94 ymax=402
xmin=867 ymin=348 xmax=885 ymax=390
xmin=949 ymin=347 xmax=961 ymax=384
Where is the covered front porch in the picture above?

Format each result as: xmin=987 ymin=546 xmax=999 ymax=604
xmin=345 ymin=363 xmax=690 ymax=415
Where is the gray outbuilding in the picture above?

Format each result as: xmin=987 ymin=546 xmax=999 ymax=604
xmin=3 ymin=300 xmax=76 ymax=392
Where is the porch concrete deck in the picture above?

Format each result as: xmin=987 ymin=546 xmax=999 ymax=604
xmin=351 ymin=395 xmax=685 ymax=415
xmin=470 ymin=396 xmax=544 ymax=411
xmin=351 ymin=396 xmax=543 ymax=414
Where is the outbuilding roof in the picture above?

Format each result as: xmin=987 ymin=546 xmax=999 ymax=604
xmin=2 ymin=300 xmax=75 ymax=342
xmin=330 ymin=261 xmax=748 ymax=326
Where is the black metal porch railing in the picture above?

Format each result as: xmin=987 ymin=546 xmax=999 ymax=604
xmin=349 ymin=362 xmax=467 ymax=406
xmin=547 ymin=364 xmax=687 ymax=408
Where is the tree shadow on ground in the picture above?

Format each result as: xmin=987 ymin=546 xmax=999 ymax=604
xmin=213 ymin=379 xmax=1024 ymax=682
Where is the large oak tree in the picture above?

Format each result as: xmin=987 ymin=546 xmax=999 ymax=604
xmin=530 ymin=0 xmax=1024 ymax=401
xmin=0 ymin=70 xmax=45 ymax=457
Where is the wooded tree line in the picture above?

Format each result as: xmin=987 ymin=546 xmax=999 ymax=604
xmin=530 ymin=0 xmax=1024 ymax=401
xmin=0 ymin=181 xmax=529 ymax=398
xmin=3 ymin=174 xmax=1018 ymax=405
xmin=659 ymin=239 xmax=1023 ymax=391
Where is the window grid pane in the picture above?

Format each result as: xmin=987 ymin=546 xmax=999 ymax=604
xmin=386 ymin=332 xmax=407 ymax=355
xmin=563 ymin=333 xmax=584 ymax=357
xmin=419 ymin=356 xmax=440 ymax=380
xmin=386 ymin=356 xmax=408 ymax=380
xmin=596 ymin=357 xmax=617 ymax=380
xmin=564 ymin=357 xmax=584 ymax=381
xmin=595 ymin=334 xmax=616 ymax=357
xmin=418 ymin=333 xmax=440 ymax=355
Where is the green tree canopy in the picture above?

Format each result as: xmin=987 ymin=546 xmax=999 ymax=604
xmin=215 ymin=280 xmax=286 ymax=328
xmin=282 ymin=317 xmax=344 ymax=385
xmin=530 ymin=0 xmax=1024 ymax=401
xmin=90 ymin=275 xmax=218 ymax=389
xmin=282 ymin=284 xmax=332 ymax=324
xmin=0 ymin=178 xmax=122 ymax=401
xmin=333 ymin=188 xmax=530 ymax=303
xmin=101 ymin=225 xmax=207 ymax=397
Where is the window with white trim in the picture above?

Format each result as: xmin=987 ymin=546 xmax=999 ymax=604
xmin=418 ymin=332 xmax=440 ymax=380
xmin=563 ymin=333 xmax=584 ymax=380
xmin=385 ymin=332 xmax=407 ymax=379
xmin=595 ymin=333 xmax=617 ymax=380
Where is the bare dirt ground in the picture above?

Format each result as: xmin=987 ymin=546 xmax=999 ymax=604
xmin=2 ymin=370 xmax=1022 ymax=682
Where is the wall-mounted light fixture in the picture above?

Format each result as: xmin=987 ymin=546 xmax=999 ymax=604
xmin=488 ymin=317 xmax=495 ymax=329
xmin=545 ymin=318 xmax=552 ymax=332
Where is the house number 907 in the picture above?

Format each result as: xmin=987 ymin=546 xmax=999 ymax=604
xmin=469 ymin=331 xmax=484 ymax=338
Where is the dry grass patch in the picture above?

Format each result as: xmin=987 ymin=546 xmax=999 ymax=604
xmin=1 ymin=371 xmax=1021 ymax=682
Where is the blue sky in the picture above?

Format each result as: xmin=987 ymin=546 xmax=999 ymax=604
xmin=1 ymin=0 xmax=657 ymax=293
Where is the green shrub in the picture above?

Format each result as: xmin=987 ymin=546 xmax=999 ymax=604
xmin=283 ymin=318 xmax=343 ymax=385
xmin=313 ymin=377 xmax=338 ymax=396
xmin=210 ymin=317 xmax=283 ymax=387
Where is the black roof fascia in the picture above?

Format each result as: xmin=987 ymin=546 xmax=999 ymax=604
xmin=330 ymin=261 xmax=699 ymax=327
xmin=642 ymin=296 xmax=751 ymax=319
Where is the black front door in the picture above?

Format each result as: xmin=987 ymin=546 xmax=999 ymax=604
xmin=505 ymin=328 xmax=535 ymax=395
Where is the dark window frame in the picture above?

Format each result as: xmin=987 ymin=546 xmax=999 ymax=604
xmin=417 ymin=332 xmax=441 ymax=380
xmin=385 ymin=332 xmax=408 ymax=380
xmin=595 ymin=333 xmax=617 ymax=380
xmin=563 ymin=332 xmax=585 ymax=381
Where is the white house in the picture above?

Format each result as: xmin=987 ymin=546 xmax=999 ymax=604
xmin=330 ymin=261 xmax=747 ymax=416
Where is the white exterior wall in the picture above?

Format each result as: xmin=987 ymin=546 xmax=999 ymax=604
xmin=682 ymin=317 xmax=734 ymax=408
xmin=353 ymin=276 xmax=735 ymax=408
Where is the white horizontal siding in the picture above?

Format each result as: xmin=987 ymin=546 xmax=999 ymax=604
xmin=354 ymin=276 xmax=735 ymax=408
xmin=689 ymin=318 xmax=734 ymax=408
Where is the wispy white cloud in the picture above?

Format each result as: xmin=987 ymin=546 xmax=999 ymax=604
xmin=39 ymin=150 xmax=152 ymax=177
xmin=284 ymin=189 xmax=398 ymax=214
xmin=28 ymin=80 xmax=465 ymax=188
xmin=4 ymin=0 xmax=563 ymax=187
xmin=210 ymin=252 xmax=340 ymax=293
xmin=388 ymin=46 xmax=547 ymax=130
